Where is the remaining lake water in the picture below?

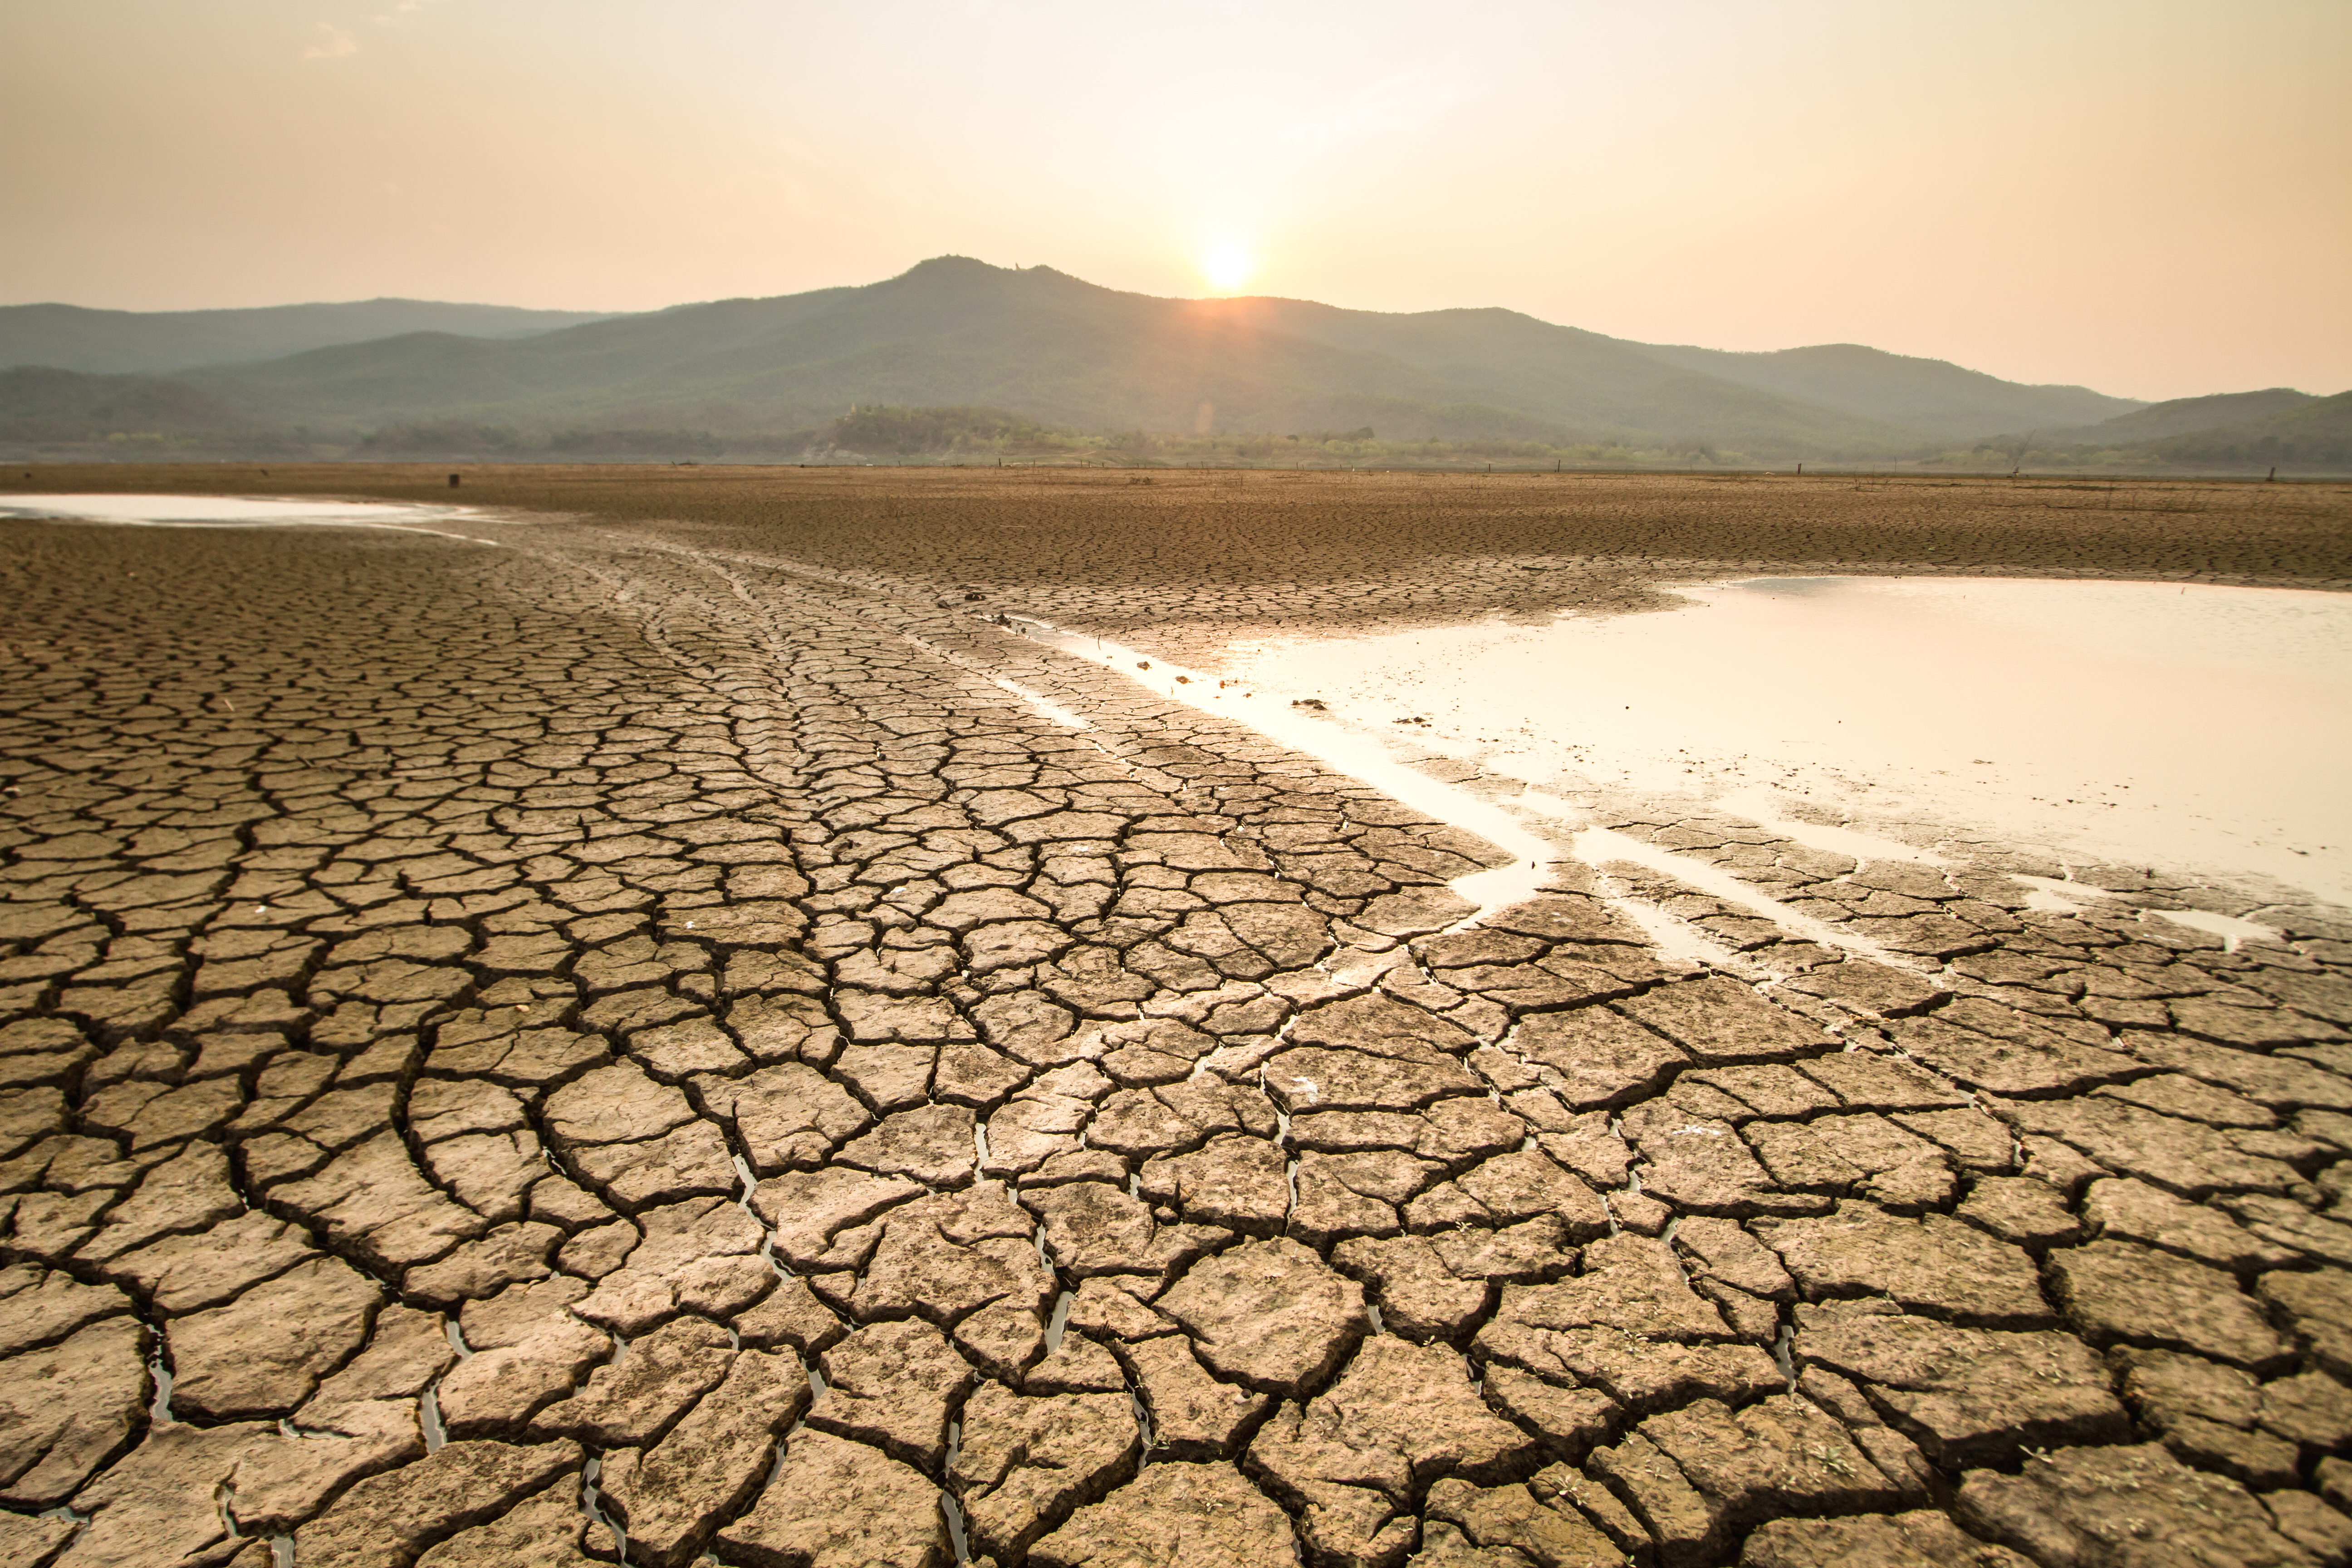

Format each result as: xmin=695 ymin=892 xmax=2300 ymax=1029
xmin=1220 ymin=576 xmax=2352 ymax=907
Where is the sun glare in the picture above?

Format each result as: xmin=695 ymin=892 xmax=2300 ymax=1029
xmin=1202 ymin=242 xmax=1254 ymax=294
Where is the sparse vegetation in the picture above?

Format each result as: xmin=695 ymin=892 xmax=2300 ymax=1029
xmin=831 ymin=406 xmax=1056 ymax=456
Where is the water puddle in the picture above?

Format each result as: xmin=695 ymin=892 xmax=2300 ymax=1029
xmin=146 ymin=1340 xmax=175 ymax=1422
xmin=1217 ymin=576 xmax=2352 ymax=907
xmin=2009 ymin=874 xmax=2112 ymax=915
xmin=2147 ymin=907 xmax=2282 ymax=951
xmin=0 ymin=492 xmax=508 ymax=545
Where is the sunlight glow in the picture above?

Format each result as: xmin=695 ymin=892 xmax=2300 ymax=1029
xmin=1201 ymin=241 xmax=1254 ymax=294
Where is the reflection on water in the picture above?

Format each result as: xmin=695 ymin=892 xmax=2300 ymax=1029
xmin=0 ymin=493 xmax=505 ymax=544
xmin=1223 ymin=576 xmax=2352 ymax=907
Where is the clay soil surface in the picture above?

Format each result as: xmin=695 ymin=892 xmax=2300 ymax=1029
xmin=3 ymin=465 xmax=2352 ymax=1567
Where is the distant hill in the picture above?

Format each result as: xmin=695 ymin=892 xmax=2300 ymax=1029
xmin=1633 ymin=341 xmax=2140 ymax=442
xmin=0 ymin=299 xmax=624 ymax=374
xmin=0 ymin=366 xmax=253 ymax=443
xmin=166 ymin=258 xmax=2106 ymax=456
xmin=177 ymin=286 xmax=862 ymax=431
xmin=2063 ymin=387 xmax=2316 ymax=445
xmin=1965 ymin=387 xmax=2347 ymax=469
xmin=1191 ymin=297 xmax=1925 ymax=449
xmin=20 ymin=258 xmax=2319 ymax=464
xmin=2137 ymin=389 xmax=2352 ymax=467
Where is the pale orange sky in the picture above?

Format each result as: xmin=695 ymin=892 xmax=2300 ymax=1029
xmin=3 ymin=0 xmax=2345 ymax=401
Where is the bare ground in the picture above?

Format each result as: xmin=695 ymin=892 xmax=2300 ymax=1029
xmin=1 ymin=467 xmax=2350 ymax=1567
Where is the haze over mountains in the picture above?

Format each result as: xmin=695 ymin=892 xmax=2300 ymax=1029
xmin=0 ymin=300 xmax=619 ymax=377
xmin=0 ymin=258 xmax=2341 ymax=466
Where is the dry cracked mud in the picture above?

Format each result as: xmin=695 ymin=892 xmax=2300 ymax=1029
xmin=3 ymin=466 xmax=2352 ymax=1568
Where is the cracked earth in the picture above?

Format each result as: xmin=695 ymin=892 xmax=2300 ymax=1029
xmin=4 ymin=468 xmax=2352 ymax=1568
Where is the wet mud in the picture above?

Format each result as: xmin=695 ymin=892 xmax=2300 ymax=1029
xmin=3 ymin=468 xmax=2352 ymax=1567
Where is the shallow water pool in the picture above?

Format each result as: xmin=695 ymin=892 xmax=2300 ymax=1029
xmin=1222 ymin=575 xmax=2352 ymax=906
xmin=0 ymin=492 xmax=503 ymax=542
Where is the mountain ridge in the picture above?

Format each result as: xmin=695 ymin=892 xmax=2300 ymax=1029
xmin=0 ymin=298 xmax=624 ymax=376
xmin=2047 ymin=387 xmax=2315 ymax=445
xmin=167 ymin=257 xmax=2089 ymax=455
xmin=10 ymin=257 xmax=2334 ymax=462
xmin=1633 ymin=340 xmax=2138 ymax=436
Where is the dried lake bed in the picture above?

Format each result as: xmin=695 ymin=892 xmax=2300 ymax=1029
xmin=4 ymin=468 xmax=2352 ymax=1568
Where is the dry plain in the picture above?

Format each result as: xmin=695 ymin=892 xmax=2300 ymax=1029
xmin=3 ymin=465 xmax=2352 ymax=1568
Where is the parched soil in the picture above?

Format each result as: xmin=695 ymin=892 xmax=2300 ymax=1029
xmin=12 ymin=463 xmax=2351 ymax=654
xmin=1 ymin=469 xmax=2351 ymax=1567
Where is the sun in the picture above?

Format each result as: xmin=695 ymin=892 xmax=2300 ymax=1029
xmin=1201 ymin=241 xmax=1254 ymax=294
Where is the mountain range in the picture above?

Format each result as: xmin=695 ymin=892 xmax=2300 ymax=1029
xmin=0 ymin=258 xmax=2340 ymax=464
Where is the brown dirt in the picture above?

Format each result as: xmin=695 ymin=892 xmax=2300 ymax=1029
xmin=10 ymin=464 xmax=2348 ymax=651
xmin=3 ymin=468 xmax=2351 ymax=1565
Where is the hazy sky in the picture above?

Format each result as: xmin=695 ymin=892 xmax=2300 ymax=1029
xmin=4 ymin=1 xmax=2345 ymax=400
